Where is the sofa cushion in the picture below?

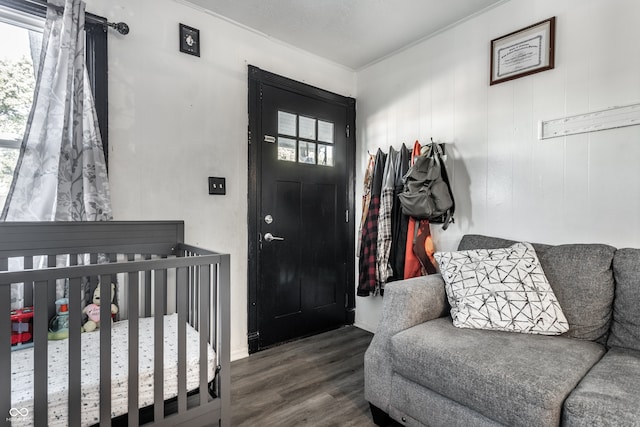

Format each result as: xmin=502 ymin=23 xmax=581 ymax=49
xmin=435 ymin=242 xmax=569 ymax=335
xmin=389 ymin=374 xmax=500 ymax=427
xmin=608 ymin=248 xmax=640 ymax=351
xmin=563 ymin=347 xmax=640 ymax=426
xmin=458 ymin=235 xmax=616 ymax=342
xmin=391 ymin=317 xmax=605 ymax=427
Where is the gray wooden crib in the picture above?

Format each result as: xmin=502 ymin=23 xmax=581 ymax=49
xmin=0 ymin=221 xmax=230 ymax=427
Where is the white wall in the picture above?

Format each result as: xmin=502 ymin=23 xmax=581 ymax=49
xmin=354 ymin=0 xmax=640 ymax=333
xmin=84 ymin=0 xmax=640 ymax=346
xmin=83 ymin=0 xmax=355 ymax=360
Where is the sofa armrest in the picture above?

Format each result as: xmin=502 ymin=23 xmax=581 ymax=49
xmin=364 ymin=274 xmax=448 ymax=413
xmin=376 ymin=274 xmax=449 ymax=336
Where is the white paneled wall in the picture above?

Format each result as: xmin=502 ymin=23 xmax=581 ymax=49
xmin=355 ymin=0 xmax=640 ymax=332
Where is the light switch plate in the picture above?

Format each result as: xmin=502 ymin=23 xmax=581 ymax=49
xmin=208 ymin=177 xmax=226 ymax=195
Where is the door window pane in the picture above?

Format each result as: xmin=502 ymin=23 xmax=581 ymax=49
xmin=298 ymin=141 xmax=316 ymax=164
xmin=298 ymin=116 xmax=316 ymax=140
xmin=278 ymin=111 xmax=296 ymax=137
xmin=318 ymin=145 xmax=334 ymax=166
xmin=276 ymin=112 xmax=334 ymax=167
xmin=277 ymin=137 xmax=296 ymax=162
xmin=318 ymin=120 xmax=334 ymax=143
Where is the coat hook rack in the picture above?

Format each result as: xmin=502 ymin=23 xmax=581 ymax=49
xmin=428 ymin=138 xmax=447 ymax=156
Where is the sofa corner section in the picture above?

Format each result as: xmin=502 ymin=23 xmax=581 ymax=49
xmin=364 ymin=274 xmax=448 ymax=412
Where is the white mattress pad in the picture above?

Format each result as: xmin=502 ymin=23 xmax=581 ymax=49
xmin=11 ymin=314 xmax=216 ymax=427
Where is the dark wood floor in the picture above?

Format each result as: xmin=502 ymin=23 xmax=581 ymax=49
xmin=231 ymin=326 xmax=381 ymax=426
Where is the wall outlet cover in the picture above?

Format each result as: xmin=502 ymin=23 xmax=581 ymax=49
xmin=208 ymin=177 xmax=226 ymax=195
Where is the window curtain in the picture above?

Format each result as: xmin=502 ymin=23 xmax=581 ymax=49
xmin=2 ymin=0 xmax=112 ymax=309
xmin=1 ymin=0 xmax=111 ymax=222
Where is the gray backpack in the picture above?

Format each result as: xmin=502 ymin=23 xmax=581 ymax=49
xmin=398 ymin=144 xmax=455 ymax=230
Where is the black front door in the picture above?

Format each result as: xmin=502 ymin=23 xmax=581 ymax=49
xmin=248 ymin=66 xmax=356 ymax=352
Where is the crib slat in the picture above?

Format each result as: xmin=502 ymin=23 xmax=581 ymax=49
xmin=127 ymin=256 xmax=140 ymax=427
xmin=109 ymin=254 xmax=118 ymax=312
xmin=177 ymin=266 xmax=188 ymax=413
xmin=99 ymin=274 xmax=112 ymax=427
xmin=23 ymin=256 xmax=33 ymax=306
xmin=189 ymin=265 xmax=196 ymax=329
xmin=144 ymin=255 xmax=152 ymax=317
xmin=34 ymin=280 xmax=49 ymax=426
xmin=188 ymin=265 xmax=194 ymax=327
xmin=193 ymin=266 xmax=199 ymax=330
xmin=0 ymin=283 xmax=10 ymax=424
xmin=211 ymin=265 xmax=218 ymax=353
xmin=199 ymin=265 xmax=210 ymax=406
xmin=154 ymin=268 xmax=166 ymax=422
xmin=68 ymin=277 xmax=82 ymax=427
xmin=89 ymin=253 xmax=98 ymax=308
xmin=48 ymin=255 xmax=57 ymax=320
xmin=219 ymin=254 xmax=231 ymax=426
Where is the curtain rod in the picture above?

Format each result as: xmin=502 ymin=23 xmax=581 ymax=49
xmin=18 ymin=0 xmax=129 ymax=34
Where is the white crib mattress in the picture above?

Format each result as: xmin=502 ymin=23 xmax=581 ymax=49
xmin=11 ymin=314 xmax=217 ymax=427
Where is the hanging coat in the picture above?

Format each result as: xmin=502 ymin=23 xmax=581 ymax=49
xmin=388 ymin=143 xmax=410 ymax=282
xmin=376 ymin=146 xmax=398 ymax=289
xmin=358 ymin=149 xmax=386 ymax=296
xmin=404 ymin=142 xmax=438 ymax=277
xmin=357 ymin=153 xmax=375 ymax=256
xmin=413 ymin=219 xmax=438 ymax=274
xmin=412 ymin=144 xmax=438 ymax=274
xmin=404 ymin=141 xmax=428 ymax=279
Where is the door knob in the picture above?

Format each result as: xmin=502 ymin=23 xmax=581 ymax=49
xmin=264 ymin=232 xmax=284 ymax=242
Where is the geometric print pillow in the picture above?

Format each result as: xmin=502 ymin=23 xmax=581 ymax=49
xmin=434 ymin=242 xmax=569 ymax=335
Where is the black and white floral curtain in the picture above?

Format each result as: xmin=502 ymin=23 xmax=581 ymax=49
xmin=2 ymin=0 xmax=112 ymax=309
xmin=1 ymin=0 xmax=111 ymax=222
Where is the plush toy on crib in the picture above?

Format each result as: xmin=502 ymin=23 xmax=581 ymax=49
xmin=82 ymin=283 xmax=118 ymax=332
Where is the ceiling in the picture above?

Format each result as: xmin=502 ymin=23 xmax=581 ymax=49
xmin=184 ymin=0 xmax=507 ymax=70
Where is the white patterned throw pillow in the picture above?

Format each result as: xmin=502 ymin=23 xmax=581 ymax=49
xmin=434 ymin=242 xmax=569 ymax=335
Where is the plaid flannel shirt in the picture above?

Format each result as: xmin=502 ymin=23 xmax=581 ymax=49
xmin=376 ymin=187 xmax=395 ymax=287
xmin=358 ymin=195 xmax=380 ymax=296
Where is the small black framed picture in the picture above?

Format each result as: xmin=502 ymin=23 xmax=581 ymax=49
xmin=179 ymin=23 xmax=200 ymax=57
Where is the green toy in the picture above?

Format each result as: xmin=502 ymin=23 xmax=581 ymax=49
xmin=48 ymin=298 xmax=70 ymax=340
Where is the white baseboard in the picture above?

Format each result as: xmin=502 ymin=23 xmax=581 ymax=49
xmin=354 ymin=320 xmax=377 ymax=334
xmin=231 ymin=347 xmax=249 ymax=362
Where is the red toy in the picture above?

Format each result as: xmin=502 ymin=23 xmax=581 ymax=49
xmin=11 ymin=307 xmax=34 ymax=346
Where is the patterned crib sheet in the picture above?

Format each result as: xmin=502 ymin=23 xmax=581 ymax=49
xmin=11 ymin=314 xmax=217 ymax=427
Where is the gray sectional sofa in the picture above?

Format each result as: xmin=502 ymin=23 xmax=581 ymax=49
xmin=364 ymin=234 xmax=640 ymax=426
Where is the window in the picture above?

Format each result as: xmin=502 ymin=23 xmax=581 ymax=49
xmin=0 ymin=10 xmax=40 ymax=208
xmin=0 ymin=0 xmax=108 ymax=209
xmin=276 ymin=110 xmax=334 ymax=166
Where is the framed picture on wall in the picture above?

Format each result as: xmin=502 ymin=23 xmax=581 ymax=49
xmin=179 ymin=23 xmax=200 ymax=57
xmin=490 ymin=17 xmax=555 ymax=85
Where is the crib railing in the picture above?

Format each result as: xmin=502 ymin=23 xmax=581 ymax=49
xmin=0 ymin=222 xmax=230 ymax=427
